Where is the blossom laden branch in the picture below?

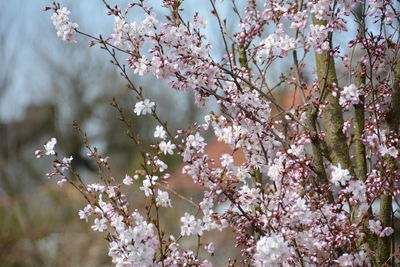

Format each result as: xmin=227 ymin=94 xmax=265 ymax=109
xmin=39 ymin=1 xmax=400 ymax=266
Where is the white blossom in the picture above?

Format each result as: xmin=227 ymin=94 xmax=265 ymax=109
xmin=106 ymin=186 xmax=116 ymax=198
xmin=62 ymin=156 xmax=73 ymax=165
xmin=378 ymin=145 xmax=399 ymax=158
xmin=143 ymin=13 xmax=158 ymax=27
xmin=331 ymin=164 xmax=351 ymax=186
xmin=110 ymin=214 xmax=125 ymax=232
xmin=220 ymin=154 xmax=234 ymax=167
xmin=156 ymin=190 xmax=171 ymax=207
xmin=78 ymin=204 xmax=93 ymax=222
xmin=44 ymin=137 xmax=57 ymax=155
xmin=159 ymin=141 xmax=176 ymax=155
xmin=339 ymin=84 xmax=361 ymax=107
xmin=254 ymin=234 xmax=291 ymax=266
xmin=140 ymin=175 xmax=158 ymax=197
xmin=336 ymin=253 xmax=354 ymax=267
xmin=238 ymin=185 xmax=260 ymax=211
xmin=370 ymin=220 xmax=394 ymax=237
xmin=194 ymin=15 xmax=207 ymax=29
xmin=368 ymin=220 xmax=383 ymax=235
xmin=87 ymin=183 xmax=106 ymax=193
xmin=155 ymin=159 xmax=168 ymax=172
xmin=258 ymin=24 xmax=297 ymax=58
xmin=180 ymin=213 xmax=203 ymax=236
xmin=186 ymin=132 xmax=206 ymax=152
xmin=346 ymin=180 xmax=367 ymax=203
xmin=123 ymin=174 xmax=134 ymax=186
xmin=380 ymin=227 xmax=394 ymax=237
xmin=134 ymin=99 xmax=155 ymax=116
xmin=133 ymin=56 xmax=148 ymax=76
xmin=154 ymin=125 xmax=167 ymax=139
xmin=308 ymin=24 xmax=330 ymax=53
xmin=92 ymin=217 xmax=107 ymax=232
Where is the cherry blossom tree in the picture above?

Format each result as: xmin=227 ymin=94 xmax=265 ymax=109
xmin=37 ymin=0 xmax=400 ymax=266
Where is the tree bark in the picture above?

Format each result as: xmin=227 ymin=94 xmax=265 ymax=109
xmin=376 ymin=58 xmax=400 ymax=266
xmin=312 ymin=17 xmax=354 ymax=174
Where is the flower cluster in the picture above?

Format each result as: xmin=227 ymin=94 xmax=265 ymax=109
xmin=331 ymin=164 xmax=351 ymax=186
xmin=339 ymin=84 xmax=361 ymax=107
xmin=80 ymin=181 xmax=161 ymax=266
xmin=133 ymin=99 xmax=155 ymax=116
xmin=49 ymin=6 xmax=78 ymax=43
xmin=254 ymin=234 xmax=292 ymax=266
xmin=257 ymin=24 xmax=297 ymax=58
xmin=369 ymin=220 xmax=394 ymax=237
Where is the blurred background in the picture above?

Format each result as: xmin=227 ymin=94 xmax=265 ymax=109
xmin=1 ymin=1 xmax=399 ymax=266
